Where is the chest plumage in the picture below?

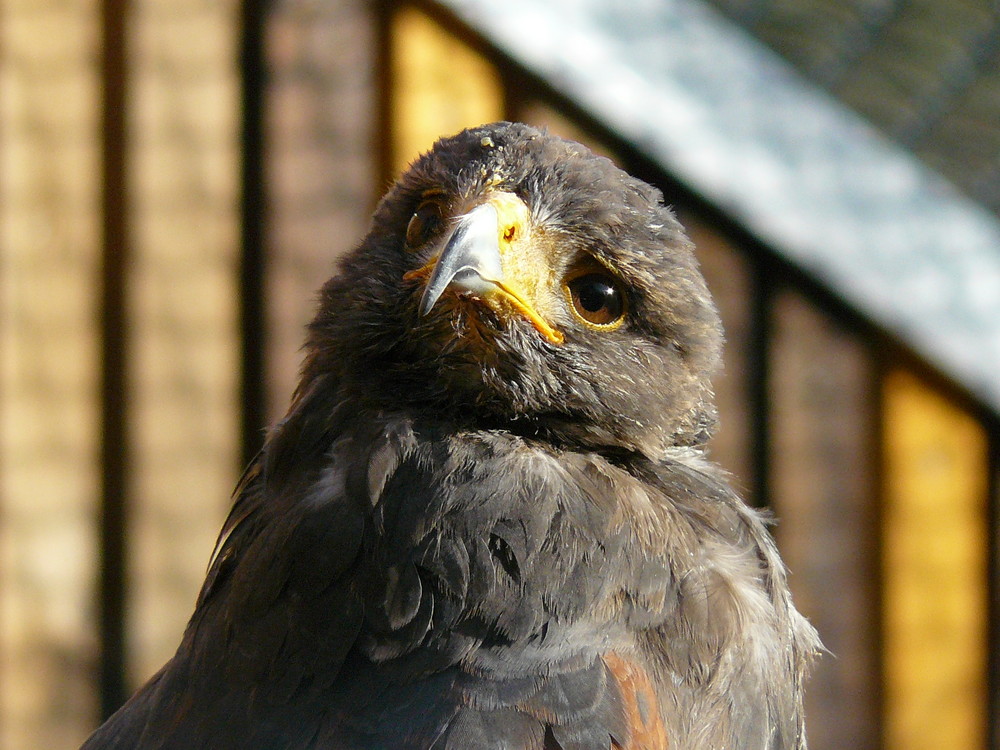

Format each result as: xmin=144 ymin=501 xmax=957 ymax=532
xmin=83 ymin=122 xmax=818 ymax=750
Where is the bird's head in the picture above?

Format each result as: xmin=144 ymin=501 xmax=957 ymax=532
xmin=306 ymin=122 xmax=723 ymax=460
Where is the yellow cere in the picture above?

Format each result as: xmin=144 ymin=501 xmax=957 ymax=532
xmin=488 ymin=192 xmax=530 ymax=248
xmin=486 ymin=192 xmax=565 ymax=345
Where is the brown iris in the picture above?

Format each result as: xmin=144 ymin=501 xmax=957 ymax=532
xmin=566 ymin=272 xmax=626 ymax=327
xmin=405 ymin=201 xmax=444 ymax=249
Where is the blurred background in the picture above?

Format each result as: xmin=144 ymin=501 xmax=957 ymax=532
xmin=2 ymin=0 xmax=999 ymax=748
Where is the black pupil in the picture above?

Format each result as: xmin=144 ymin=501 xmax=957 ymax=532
xmin=578 ymin=279 xmax=613 ymax=312
xmin=570 ymin=273 xmax=623 ymax=325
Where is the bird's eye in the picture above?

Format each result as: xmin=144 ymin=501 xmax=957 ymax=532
xmin=405 ymin=201 xmax=443 ymax=249
xmin=566 ymin=272 xmax=626 ymax=328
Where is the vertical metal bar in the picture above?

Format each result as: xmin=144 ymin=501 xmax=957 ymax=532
xmin=748 ymin=257 xmax=772 ymax=509
xmin=239 ymin=0 xmax=269 ymax=467
xmin=375 ymin=0 xmax=397 ymax=195
xmin=98 ymin=0 xmax=130 ymax=719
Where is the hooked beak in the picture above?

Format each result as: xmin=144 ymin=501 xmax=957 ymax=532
xmin=406 ymin=194 xmax=564 ymax=345
xmin=418 ymin=202 xmax=505 ymax=316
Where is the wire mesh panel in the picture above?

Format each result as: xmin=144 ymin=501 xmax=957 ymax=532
xmin=702 ymin=0 xmax=1000 ymax=216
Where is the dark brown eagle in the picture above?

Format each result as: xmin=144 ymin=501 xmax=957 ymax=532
xmin=83 ymin=122 xmax=819 ymax=749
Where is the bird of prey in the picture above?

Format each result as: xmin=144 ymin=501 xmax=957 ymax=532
xmin=83 ymin=122 xmax=819 ymax=749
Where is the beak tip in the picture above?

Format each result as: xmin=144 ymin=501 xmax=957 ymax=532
xmin=417 ymin=293 xmax=436 ymax=317
xmin=418 ymin=275 xmax=451 ymax=316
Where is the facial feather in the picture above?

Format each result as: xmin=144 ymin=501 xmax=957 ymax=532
xmin=305 ymin=122 xmax=723 ymax=459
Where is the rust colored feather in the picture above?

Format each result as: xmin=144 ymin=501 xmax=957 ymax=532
xmin=604 ymin=652 xmax=668 ymax=750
